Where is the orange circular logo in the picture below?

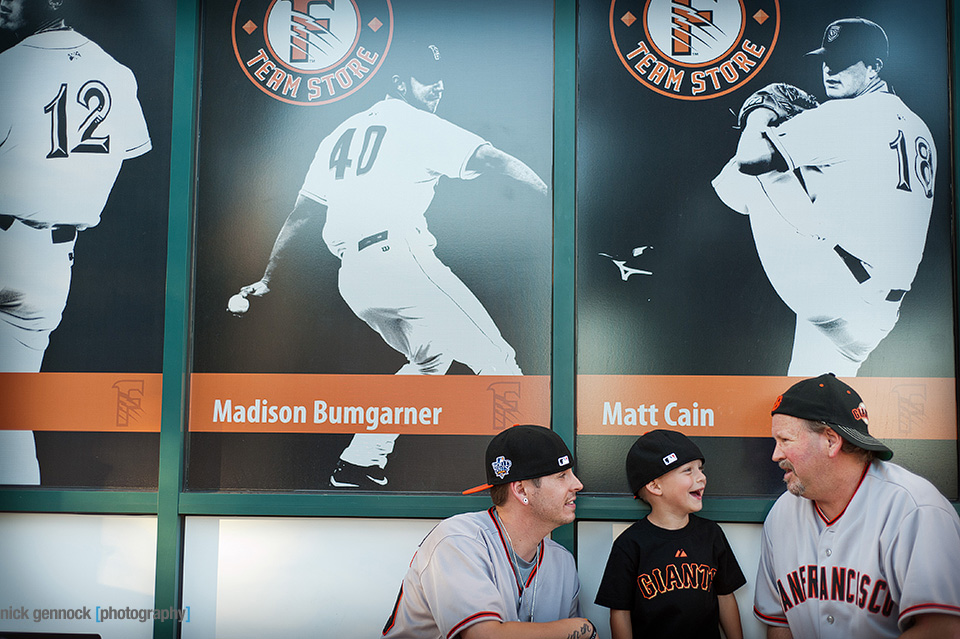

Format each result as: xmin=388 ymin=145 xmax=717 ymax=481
xmin=232 ymin=0 xmax=393 ymax=106
xmin=610 ymin=0 xmax=780 ymax=100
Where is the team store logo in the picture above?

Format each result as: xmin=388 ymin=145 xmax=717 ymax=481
xmin=610 ymin=0 xmax=779 ymax=100
xmin=232 ymin=0 xmax=393 ymax=106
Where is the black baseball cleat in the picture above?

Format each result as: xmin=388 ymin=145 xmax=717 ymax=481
xmin=329 ymin=460 xmax=389 ymax=488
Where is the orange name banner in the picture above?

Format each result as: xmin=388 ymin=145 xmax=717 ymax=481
xmin=578 ymin=375 xmax=957 ymax=441
xmin=0 ymin=373 xmax=162 ymax=432
xmin=189 ymin=373 xmax=551 ymax=434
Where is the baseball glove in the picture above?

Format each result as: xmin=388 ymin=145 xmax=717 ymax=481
xmin=737 ymin=83 xmax=819 ymax=128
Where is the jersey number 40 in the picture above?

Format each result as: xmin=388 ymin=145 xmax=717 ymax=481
xmin=329 ymin=125 xmax=386 ymax=180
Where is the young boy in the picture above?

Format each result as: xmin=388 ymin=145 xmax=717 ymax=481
xmin=595 ymin=429 xmax=745 ymax=639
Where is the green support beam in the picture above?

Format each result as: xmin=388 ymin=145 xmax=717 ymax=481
xmin=152 ymin=0 xmax=200 ymax=636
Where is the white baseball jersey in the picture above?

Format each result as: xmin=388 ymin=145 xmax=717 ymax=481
xmin=298 ymin=96 xmax=521 ymax=377
xmin=300 ymin=96 xmax=486 ymax=258
xmin=0 ymin=28 xmax=151 ymax=228
xmin=0 ymin=26 xmax=150 ymax=484
xmin=301 ymin=97 xmax=523 ymax=473
xmin=382 ymin=507 xmax=582 ymax=638
xmin=713 ymin=83 xmax=934 ymax=376
xmin=754 ymin=461 xmax=960 ymax=638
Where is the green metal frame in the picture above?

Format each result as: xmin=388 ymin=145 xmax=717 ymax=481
xmin=1 ymin=2 xmax=958 ymax=638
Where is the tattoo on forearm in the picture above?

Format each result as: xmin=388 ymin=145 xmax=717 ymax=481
xmin=566 ymin=621 xmax=594 ymax=639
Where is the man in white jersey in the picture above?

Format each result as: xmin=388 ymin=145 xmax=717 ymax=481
xmin=712 ymin=18 xmax=935 ymax=377
xmin=0 ymin=0 xmax=151 ymax=484
xmin=755 ymin=373 xmax=960 ymax=638
xmin=230 ymin=42 xmax=548 ymax=489
xmin=382 ymin=424 xmax=597 ymax=639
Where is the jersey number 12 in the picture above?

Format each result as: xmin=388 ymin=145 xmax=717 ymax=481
xmin=44 ymin=81 xmax=112 ymax=159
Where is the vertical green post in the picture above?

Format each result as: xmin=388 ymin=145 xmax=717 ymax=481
xmin=153 ymin=0 xmax=199 ymax=636
xmin=553 ymin=0 xmax=578 ymax=553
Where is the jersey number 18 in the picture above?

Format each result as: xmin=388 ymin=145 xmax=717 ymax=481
xmin=889 ymin=130 xmax=934 ymax=199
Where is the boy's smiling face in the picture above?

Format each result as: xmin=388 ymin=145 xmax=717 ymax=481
xmin=651 ymin=459 xmax=706 ymax=515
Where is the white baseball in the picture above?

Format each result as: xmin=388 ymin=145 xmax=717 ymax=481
xmin=227 ymin=294 xmax=249 ymax=314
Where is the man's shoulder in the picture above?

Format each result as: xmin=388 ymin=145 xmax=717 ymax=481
xmin=866 ymin=462 xmax=955 ymax=512
xmin=432 ymin=509 xmax=493 ymax=535
xmin=852 ymin=89 xmax=930 ymax=130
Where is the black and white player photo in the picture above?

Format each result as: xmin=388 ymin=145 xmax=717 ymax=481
xmin=578 ymin=0 xmax=952 ymax=381
xmin=189 ymin=0 xmax=553 ymax=492
xmin=576 ymin=0 xmax=954 ymax=497
xmin=712 ymin=16 xmax=937 ymax=378
xmin=0 ymin=0 xmax=174 ymax=487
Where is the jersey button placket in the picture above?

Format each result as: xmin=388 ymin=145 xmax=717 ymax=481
xmin=821 ymin=528 xmax=840 ymax=638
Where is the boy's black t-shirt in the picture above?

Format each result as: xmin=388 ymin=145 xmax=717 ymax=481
xmin=594 ymin=514 xmax=746 ymax=638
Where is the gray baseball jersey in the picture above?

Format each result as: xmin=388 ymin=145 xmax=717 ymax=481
xmin=382 ymin=507 xmax=582 ymax=638
xmin=712 ymin=83 xmax=934 ymax=377
xmin=754 ymin=461 xmax=960 ymax=638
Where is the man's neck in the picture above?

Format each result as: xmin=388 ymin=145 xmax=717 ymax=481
xmin=494 ymin=506 xmax=545 ymax=562
xmin=855 ymin=78 xmax=888 ymax=98
xmin=814 ymin=461 xmax=870 ymax=522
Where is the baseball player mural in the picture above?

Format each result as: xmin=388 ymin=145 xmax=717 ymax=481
xmin=712 ymin=17 xmax=935 ymax=377
xmin=0 ymin=0 xmax=151 ymax=484
xmin=228 ymin=41 xmax=548 ymax=488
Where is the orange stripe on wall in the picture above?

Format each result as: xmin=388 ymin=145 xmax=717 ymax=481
xmin=188 ymin=373 xmax=551 ymax=434
xmin=577 ymin=375 xmax=957 ymax=440
xmin=0 ymin=373 xmax=162 ymax=432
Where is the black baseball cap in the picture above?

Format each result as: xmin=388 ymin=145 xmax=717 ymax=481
xmin=463 ymin=425 xmax=573 ymax=494
xmin=626 ymin=430 xmax=705 ymax=497
xmin=806 ymin=18 xmax=888 ymax=70
xmin=771 ymin=373 xmax=893 ymax=460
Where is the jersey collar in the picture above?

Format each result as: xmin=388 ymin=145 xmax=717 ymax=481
xmin=487 ymin=507 xmax=544 ymax=593
xmin=814 ymin=462 xmax=871 ymax=526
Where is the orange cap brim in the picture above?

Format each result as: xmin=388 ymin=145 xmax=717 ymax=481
xmin=461 ymin=483 xmax=493 ymax=495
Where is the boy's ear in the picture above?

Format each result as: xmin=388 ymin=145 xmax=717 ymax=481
xmin=645 ymin=480 xmax=662 ymax=497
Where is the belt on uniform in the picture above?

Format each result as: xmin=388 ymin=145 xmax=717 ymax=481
xmin=833 ymin=244 xmax=906 ymax=303
xmin=358 ymin=230 xmax=388 ymax=251
xmin=0 ymin=214 xmax=77 ymax=244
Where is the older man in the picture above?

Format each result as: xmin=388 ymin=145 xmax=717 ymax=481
xmin=381 ymin=424 xmax=597 ymax=639
xmin=754 ymin=373 xmax=960 ymax=638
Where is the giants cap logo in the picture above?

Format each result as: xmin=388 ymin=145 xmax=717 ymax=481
xmin=492 ymin=455 xmax=512 ymax=479
xmin=663 ymin=452 xmax=678 ymax=465
xmin=232 ymin=0 xmax=393 ymax=106
xmin=610 ymin=0 xmax=780 ymax=100
xmin=852 ymin=402 xmax=869 ymax=425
